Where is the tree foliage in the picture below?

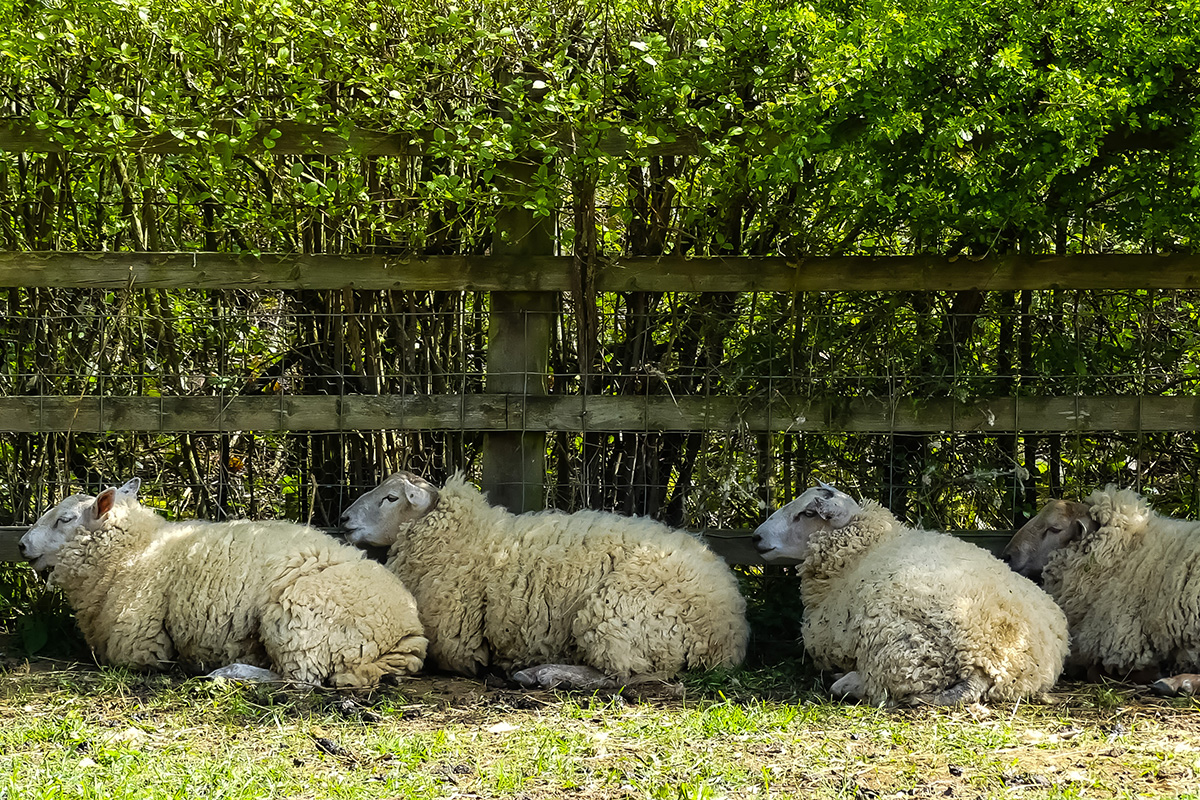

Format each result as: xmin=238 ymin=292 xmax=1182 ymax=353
xmin=1 ymin=0 xmax=1196 ymax=253
xmin=0 ymin=0 xmax=1198 ymax=544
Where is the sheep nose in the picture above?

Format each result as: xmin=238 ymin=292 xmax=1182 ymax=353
xmin=750 ymin=532 xmax=762 ymax=547
xmin=338 ymin=512 xmax=350 ymax=526
xmin=17 ymin=539 xmax=28 ymax=558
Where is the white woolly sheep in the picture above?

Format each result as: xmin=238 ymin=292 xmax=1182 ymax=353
xmin=19 ymin=478 xmax=428 ymax=687
xmin=753 ymin=483 xmax=1069 ymax=706
xmin=1004 ymin=485 xmax=1200 ymax=694
xmin=338 ymin=471 xmax=749 ymax=682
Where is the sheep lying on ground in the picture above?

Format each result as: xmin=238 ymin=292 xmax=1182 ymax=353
xmin=753 ymin=483 xmax=1069 ymax=706
xmin=19 ymin=479 xmax=428 ymax=687
xmin=339 ymin=471 xmax=748 ymax=683
xmin=1004 ymin=485 xmax=1200 ymax=695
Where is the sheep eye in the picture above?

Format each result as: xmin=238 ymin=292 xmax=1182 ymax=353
xmin=1046 ymin=526 xmax=1061 ymax=535
xmin=384 ymin=494 xmax=400 ymax=504
xmin=57 ymin=514 xmax=75 ymax=525
xmin=803 ymin=509 xmax=817 ymax=518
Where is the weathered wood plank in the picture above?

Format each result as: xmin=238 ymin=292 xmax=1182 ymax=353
xmin=481 ymin=150 xmax=557 ymax=513
xmin=0 ymin=118 xmax=1183 ymax=158
xmin=0 ymin=526 xmax=1012 ymax=565
xmin=3 ymin=252 xmax=1199 ymax=291
xmin=517 ymin=395 xmax=1200 ymax=434
xmin=702 ymin=530 xmax=1010 ymax=564
xmin=0 ymin=527 xmax=22 ymax=562
xmin=2 ymin=394 xmax=1199 ymax=434
xmin=0 ymin=119 xmax=428 ymax=157
xmin=0 ymin=119 xmax=688 ymax=158
xmin=0 ymin=252 xmax=573 ymax=291
xmin=597 ymin=253 xmax=1200 ymax=292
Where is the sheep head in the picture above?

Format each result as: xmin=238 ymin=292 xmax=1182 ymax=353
xmin=19 ymin=478 xmax=141 ymax=573
xmin=1003 ymin=498 xmax=1096 ymax=581
xmin=751 ymin=483 xmax=862 ymax=563
xmin=340 ymin=471 xmax=439 ymax=548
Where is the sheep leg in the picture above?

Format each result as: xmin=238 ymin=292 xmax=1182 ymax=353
xmin=512 ymin=663 xmax=618 ymax=690
xmin=572 ymin=557 xmax=741 ymax=678
xmin=264 ymin=556 xmax=431 ymax=687
xmin=1150 ymin=673 xmax=1200 ymax=696
xmin=205 ymin=663 xmax=281 ymax=682
xmin=100 ymin=604 xmax=175 ymax=671
xmin=848 ymin=610 xmax=996 ymax=706
xmin=829 ymin=671 xmax=867 ymax=701
xmin=908 ymin=671 xmax=990 ymax=706
xmin=329 ymin=633 xmax=430 ymax=689
xmin=572 ymin=584 xmax=674 ymax=677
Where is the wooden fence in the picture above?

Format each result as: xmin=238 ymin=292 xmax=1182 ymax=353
xmin=2 ymin=119 xmax=1195 ymax=565
xmin=0 ymin=249 xmax=1189 ymax=563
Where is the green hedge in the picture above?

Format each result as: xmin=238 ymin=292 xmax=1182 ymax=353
xmin=0 ymin=0 xmax=1196 ymax=254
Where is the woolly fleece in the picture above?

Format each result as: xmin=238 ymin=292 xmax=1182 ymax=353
xmin=383 ymin=474 xmax=749 ymax=677
xmin=802 ymin=501 xmax=1069 ymax=705
xmin=1043 ymin=485 xmax=1200 ymax=674
xmin=51 ymin=500 xmax=427 ymax=687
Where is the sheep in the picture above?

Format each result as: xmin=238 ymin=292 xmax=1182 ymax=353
xmin=1004 ymin=485 xmax=1200 ymax=695
xmin=338 ymin=471 xmax=749 ymax=684
xmin=19 ymin=478 xmax=428 ymax=688
xmin=753 ymin=483 xmax=1069 ymax=706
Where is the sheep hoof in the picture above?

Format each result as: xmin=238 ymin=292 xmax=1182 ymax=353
xmin=1151 ymin=674 xmax=1200 ymax=696
xmin=830 ymin=671 xmax=866 ymax=701
xmin=205 ymin=663 xmax=281 ymax=683
xmin=908 ymin=673 xmax=989 ymax=706
xmin=511 ymin=664 xmax=618 ymax=691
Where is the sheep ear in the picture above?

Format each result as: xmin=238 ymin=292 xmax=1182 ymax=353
xmin=1070 ymin=515 xmax=1097 ymax=542
xmin=817 ymin=479 xmax=837 ymax=493
xmin=94 ymin=488 xmax=118 ymax=519
xmin=403 ymin=478 xmax=436 ymax=513
xmin=116 ymin=477 xmax=140 ymax=499
xmin=815 ymin=493 xmax=859 ymax=529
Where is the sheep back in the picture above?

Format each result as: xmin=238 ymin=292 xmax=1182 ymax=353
xmin=802 ymin=503 xmax=1068 ymax=704
xmin=1043 ymin=486 xmax=1200 ymax=673
xmin=387 ymin=475 xmax=748 ymax=677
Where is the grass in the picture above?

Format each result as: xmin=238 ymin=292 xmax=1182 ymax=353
xmin=2 ymin=659 xmax=1200 ymax=800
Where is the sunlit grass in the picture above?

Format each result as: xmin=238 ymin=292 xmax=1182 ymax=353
xmin=1 ymin=663 xmax=1199 ymax=799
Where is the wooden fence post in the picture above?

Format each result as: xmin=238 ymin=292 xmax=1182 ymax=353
xmin=481 ymin=157 xmax=555 ymax=512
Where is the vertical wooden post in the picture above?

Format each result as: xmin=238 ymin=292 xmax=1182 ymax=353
xmin=482 ymin=158 xmax=555 ymax=512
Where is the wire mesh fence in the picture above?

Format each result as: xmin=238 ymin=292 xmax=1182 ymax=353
xmin=5 ymin=0 xmax=1200 ymax=668
xmin=4 ymin=285 xmax=1200 ymax=532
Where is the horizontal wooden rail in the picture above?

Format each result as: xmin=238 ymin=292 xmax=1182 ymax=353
xmin=0 ymin=119 xmax=692 ymax=158
xmin=1 ymin=528 xmax=21 ymax=562
xmin=2 ymin=251 xmax=1200 ymax=291
xmin=0 ymin=119 xmax=426 ymax=157
xmin=0 ymin=394 xmax=1196 ymax=434
xmin=0 ymin=526 xmax=1011 ymax=566
xmin=0 ymin=118 xmax=1184 ymax=158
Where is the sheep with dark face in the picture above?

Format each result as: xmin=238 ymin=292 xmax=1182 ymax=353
xmin=754 ymin=483 xmax=1068 ymax=706
xmin=1004 ymin=485 xmax=1200 ymax=695
xmin=20 ymin=479 xmax=427 ymax=687
xmin=340 ymin=471 xmax=749 ymax=683
xmin=1002 ymin=498 xmax=1094 ymax=584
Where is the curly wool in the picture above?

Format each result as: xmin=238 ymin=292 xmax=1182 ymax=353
xmin=1043 ymin=485 xmax=1200 ymax=673
xmin=801 ymin=501 xmax=1069 ymax=705
xmin=385 ymin=474 xmax=749 ymax=677
xmin=51 ymin=503 xmax=427 ymax=687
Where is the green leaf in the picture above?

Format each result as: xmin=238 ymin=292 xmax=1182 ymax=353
xmin=17 ymin=615 xmax=48 ymax=655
